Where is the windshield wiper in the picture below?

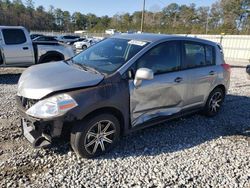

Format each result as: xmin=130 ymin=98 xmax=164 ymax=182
xmin=67 ymin=59 xmax=105 ymax=75
xmin=83 ymin=64 xmax=102 ymax=75
xmin=73 ymin=62 xmax=103 ymax=75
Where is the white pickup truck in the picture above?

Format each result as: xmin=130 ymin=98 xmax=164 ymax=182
xmin=0 ymin=26 xmax=74 ymax=67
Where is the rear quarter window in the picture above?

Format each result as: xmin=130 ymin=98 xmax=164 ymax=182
xmin=205 ymin=45 xmax=215 ymax=65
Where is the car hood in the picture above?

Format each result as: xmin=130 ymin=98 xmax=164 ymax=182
xmin=17 ymin=61 xmax=104 ymax=99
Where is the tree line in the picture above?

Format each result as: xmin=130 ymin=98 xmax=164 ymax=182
xmin=0 ymin=0 xmax=249 ymax=34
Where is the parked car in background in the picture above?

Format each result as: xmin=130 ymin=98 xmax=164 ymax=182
xmin=16 ymin=34 xmax=230 ymax=158
xmin=56 ymin=35 xmax=80 ymax=44
xmin=32 ymin=35 xmax=58 ymax=42
xmin=67 ymin=37 xmax=86 ymax=45
xmin=73 ymin=38 xmax=96 ymax=50
xmin=30 ymin=33 xmax=43 ymax=40
xmin=105 ymin=29 xmax=116 ymax=35
xmin=0 ymin=26 xmax=74 ymax=67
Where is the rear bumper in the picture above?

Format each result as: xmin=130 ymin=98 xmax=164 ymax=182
xmin=16 ymin=96 xmax=64 ymax=148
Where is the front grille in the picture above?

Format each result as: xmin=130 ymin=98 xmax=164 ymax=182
xmin=19 ymin=96 xmax=38 ymax=110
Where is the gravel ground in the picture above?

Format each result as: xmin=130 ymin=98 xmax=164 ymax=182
xmin=0 ymin=66 xmax=249 ymax=188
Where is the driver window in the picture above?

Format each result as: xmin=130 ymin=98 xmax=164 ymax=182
xmin=135 ymin=41 xmax=181 ymax=75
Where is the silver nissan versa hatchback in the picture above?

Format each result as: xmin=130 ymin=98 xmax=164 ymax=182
xmin=16 ymin=34 xmax=231 ymax=158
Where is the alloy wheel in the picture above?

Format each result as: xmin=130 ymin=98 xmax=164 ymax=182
xmin=209 ymin=91 xmax=222 ymax=113
xmin=84 ymin=120 xmax=116 ymax=155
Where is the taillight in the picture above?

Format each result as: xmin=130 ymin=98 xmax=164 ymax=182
xmin=221 ymin=63 xmax=231 ymax=73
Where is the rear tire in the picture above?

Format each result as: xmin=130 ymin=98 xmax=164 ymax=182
xmin=70 ymin=114 xmax=120 ymax=158
xmin=203 ymin=88 xmax=225 ymax=117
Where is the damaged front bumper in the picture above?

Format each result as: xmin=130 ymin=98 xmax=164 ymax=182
xmin=16 ymin=96 xmax=64 ymax=148
xmin=21 ymin=117 xmax=64 ymax=148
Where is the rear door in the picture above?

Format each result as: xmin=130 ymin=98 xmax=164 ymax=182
xmin=129 ymin=41 xmax=189 ymax=126
xmin=182 ymin=41 xmax=217 ymax=107
xmin=1 ymin=28 xmax=34 ymax=65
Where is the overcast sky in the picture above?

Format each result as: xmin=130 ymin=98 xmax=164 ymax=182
xmin=32 ymin=0 xmax=216 ymax=16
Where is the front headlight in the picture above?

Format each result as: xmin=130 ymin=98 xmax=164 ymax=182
xmin=26 ymin=94 xmax=78 ymax=119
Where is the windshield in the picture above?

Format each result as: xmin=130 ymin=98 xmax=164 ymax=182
xmin=71 ymin=38 xmax=148 ymax=75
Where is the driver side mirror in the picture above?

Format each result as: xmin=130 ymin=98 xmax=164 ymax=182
xmin=134 ymin=68 xmax=154 ymax=87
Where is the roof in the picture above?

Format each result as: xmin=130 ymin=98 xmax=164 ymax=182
xmin=0 ymin=26 xmax=25 ymax=29
xmin=112 ymin=33 xmax=172 ymax=42
xmin=112 ymin=33 xmax=216 ymax=46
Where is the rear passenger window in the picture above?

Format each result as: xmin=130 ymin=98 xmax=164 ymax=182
xmin=184 ymin=43 xmax=206 ymax=68
xmin=184 ymin=42 xmax=215 ymax=68
xmin=2 ymin=29 xmax=26 ymax=45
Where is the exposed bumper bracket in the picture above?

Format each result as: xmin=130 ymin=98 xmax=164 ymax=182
xmin=22 ymin=118 xmax=51 ymax=148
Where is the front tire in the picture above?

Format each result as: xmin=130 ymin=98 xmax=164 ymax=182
xmin=82 ymin=45 xmax=87 ymax=50
xmin=70 ymin=114 xmax=120 ymax=158
xmin=203 ymin=88 xmax=225 ymax=117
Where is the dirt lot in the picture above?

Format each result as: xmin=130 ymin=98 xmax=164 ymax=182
xmin=0 ymin=66 xmax=249 ymax=187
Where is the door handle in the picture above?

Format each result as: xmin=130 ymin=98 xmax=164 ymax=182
xmin=174 ymin=77 xmax=183 ymax=83
xmin=209 ymin=71 xmax=215 ymax=75
xmin=23 ymin=47 xmax=29 ymax=50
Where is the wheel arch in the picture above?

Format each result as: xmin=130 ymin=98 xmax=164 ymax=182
xmin=204 ymin=84 xmax=227 ymax=106
xmin=79 ymin=106 xmax=125 ymax=136
xmin=38 ymin=51 xmax=65 ymax=63
xmin=213 ymin=84 xmax=226 ymax=96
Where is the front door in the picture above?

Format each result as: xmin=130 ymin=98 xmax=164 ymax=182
xmin=1 ymin=28 xmax=34 ymax=66
xmin=129 ymin=41 xmax=189 ymax=127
